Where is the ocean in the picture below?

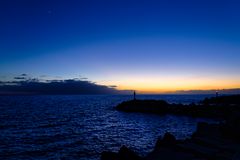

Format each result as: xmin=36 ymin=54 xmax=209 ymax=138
xmin=0 ymin=94 xmax=218 ymax=160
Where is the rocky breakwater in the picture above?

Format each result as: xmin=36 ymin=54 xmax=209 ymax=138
xmin=116 ymin=95 xmax=240 ymax=119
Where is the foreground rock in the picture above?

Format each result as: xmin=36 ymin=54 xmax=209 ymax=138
xmin=102 ymin=95 xmax=240 ymax=160
xmin=101 ymin=145 xmax=142 ymax=160
xmin=101 ymin=120 xmax=240 ymax=160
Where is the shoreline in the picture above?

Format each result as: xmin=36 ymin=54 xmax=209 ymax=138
xmin=101 ymin=121 xmax=240 ymax=160
xmin=116 ymin=95 xmax=240 ymax=119
xmin=101 ymin=95 xmax=240 ymax=160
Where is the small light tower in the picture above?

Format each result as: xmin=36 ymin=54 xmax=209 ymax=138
xmin=133 ymin=90 xmax=136 ymax=100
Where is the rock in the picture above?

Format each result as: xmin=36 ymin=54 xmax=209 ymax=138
xmin=193 ymin=122 xmax=221 ymax=138
xmin=146 ymin=147 xmax=195 ymax=160
xmin=116 ymin=95 xmax=240 ymax=119
xmin=101 ymin=146 xmax=142 ymax=160
xmin=155 ymin=132 xmax=176 ymax=149
xmin=222 ymin=112 xmax=240 ymax=140
xmin=162 ymin=132 xmax=176 ymax=144
xmin=176 ymin=142 xmax=218 ymax=158
xmin=154 ymin=137 xmax=162 ymax=149
xmin=119 ymin=145 xmax=142 ymax=160
xmin=101 ymin=151 xmax=119 ymax=160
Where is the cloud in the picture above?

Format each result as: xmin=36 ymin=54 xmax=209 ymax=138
xmin=14 ymin=77 xmax=26 ymax=80
xmin=109 ymin=85 xmax=118 ymax=88
xmin=0 ymin=78 xmax=124 ymax=95
xmin=40 ymin=75 xmax=48 ymax=77
xmin=13 ymin=73 xmax=29 ymax=80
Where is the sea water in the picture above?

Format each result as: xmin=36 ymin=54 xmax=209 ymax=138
xmin=0 ymin=94 xmax=217 ymax=160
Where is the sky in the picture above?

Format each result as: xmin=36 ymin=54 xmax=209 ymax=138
xmin=0 ymin=0 xmax=240 ymax=93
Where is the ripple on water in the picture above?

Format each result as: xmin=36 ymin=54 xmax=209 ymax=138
xmin=0 ymin=95 xmax=217 ymax=160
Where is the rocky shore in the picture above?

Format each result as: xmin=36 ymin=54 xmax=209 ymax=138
xmin=101 ymin=95 xmax=240 ymax=160
xmin=101 ymin=121 xmax=240 ymax=160
xmin=116 ymin=95 xmax=240 ymax=119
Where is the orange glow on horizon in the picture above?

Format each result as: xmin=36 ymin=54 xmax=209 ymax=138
xmin=99 ymin=75 xmax=240 ymax=94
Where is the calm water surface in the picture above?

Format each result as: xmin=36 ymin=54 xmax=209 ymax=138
xmin=0 ymin=95 xmax=217 ymax=160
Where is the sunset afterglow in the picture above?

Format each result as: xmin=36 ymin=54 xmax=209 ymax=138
xmin=1 ymin=0 xmax=240 ymax=94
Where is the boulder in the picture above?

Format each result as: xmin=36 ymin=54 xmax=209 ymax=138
xmin=155 ymin=132 xmax=176 ymax=149
xmin=101 ymin=151 xmax=119 ymax=160
xmin=119 ymin=145 xmax=142 ymax=160
xmin=101 ymin=146 xmax=142 ymax=160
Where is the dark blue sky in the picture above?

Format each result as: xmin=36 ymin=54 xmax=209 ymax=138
xmin=1 ymin=0 xmax=240 ymax=92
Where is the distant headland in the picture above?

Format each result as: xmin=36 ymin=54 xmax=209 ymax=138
xmin=116 ymin=94 xmax=240 ymax=119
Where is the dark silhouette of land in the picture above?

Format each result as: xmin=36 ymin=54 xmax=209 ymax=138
xmin=102 ymin=95 xmax=240 ymax=160
xmin=0 ymin=78 xmax=131 ymax=95
xmin=116 ymin=95 xmax=240 ymax=119
xmin=174 ymin=89 xmax=240 ymax=95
